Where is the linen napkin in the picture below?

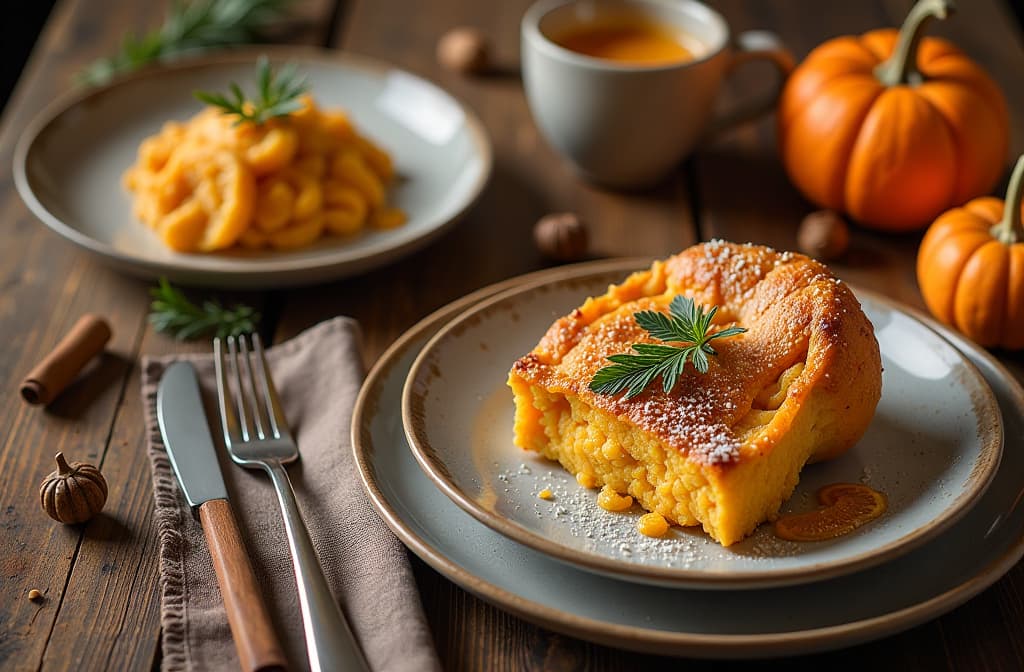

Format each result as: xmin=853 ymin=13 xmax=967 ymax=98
xmin=141 ymin=317 xmax=440 ymax=672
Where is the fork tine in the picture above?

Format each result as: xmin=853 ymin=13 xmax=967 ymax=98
xmin=227 ymin=336 xmax=254 ymax=442
xmin=252 ymin=333 xmax=289 ymax=438
xmin=213 ymin=338 xmax=242 ymax=444
xmin=238 ymin=335 xmax=267 ymax=440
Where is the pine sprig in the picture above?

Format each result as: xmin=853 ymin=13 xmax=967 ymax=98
xmin=149 ymin=278 xmax=259 ymax=340
xmin=589 ymin=295 xmax=747 ymax=399
xmin=194 ymin=55 xmax=307 ymax=125
xmin=78 ymin=0 xmax=294 ymax=87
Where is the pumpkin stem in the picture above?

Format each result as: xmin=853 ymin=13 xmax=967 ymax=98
xmin=55 ymin=452 xmax=71 ymax=475
xmin=992 ymin=154 xmax=1024 ymax=245
xmin=874 ymin=0 xmax=955 ymax=87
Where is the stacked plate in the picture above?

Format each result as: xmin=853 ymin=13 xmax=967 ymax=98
xmin=351 ymin=258 xmax=1024 ymax=658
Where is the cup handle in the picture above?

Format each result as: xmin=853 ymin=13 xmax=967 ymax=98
xmin=702 ymin=30 xmax=795 ymax=141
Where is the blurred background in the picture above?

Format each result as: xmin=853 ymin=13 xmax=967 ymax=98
xmin=2 ymin=0 xmax=1023 ymax=115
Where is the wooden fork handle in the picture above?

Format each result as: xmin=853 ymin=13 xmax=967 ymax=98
xmin=200 ymin=498 xmax=289 ymax=672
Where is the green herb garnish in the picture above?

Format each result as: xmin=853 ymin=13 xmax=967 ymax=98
xmin=589 ymin=295 xmax=747 ymax=399
xmin=194 ymin=55 xmax=307 ymax=125
xmin=78 ymin=0 xmax=294 ymax=87
xmin=149 ymin=278 xmax=259 ymax=340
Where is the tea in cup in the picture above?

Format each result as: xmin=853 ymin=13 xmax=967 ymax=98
xmin=521 ymin=0 xmax=794 ymax=188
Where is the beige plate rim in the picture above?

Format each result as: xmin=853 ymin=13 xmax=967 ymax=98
xmin=351 ymin=258 xmax=1024 ymax=657
xmin=399 ymin=259 xmax=1003 ymax=589
xmin=12 ymin=45 xmax=493 ymax=285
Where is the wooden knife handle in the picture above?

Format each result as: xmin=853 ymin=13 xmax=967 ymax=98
xmin=200 ymin=499 xmax=289 ymax=672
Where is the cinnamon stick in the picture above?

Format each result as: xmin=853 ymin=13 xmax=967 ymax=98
xmin=20 ymin=315 xmax=112 ymax=405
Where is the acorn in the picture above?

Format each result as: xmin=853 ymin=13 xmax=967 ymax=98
xmin=534 ymin=212 xmax=589 ymax=262
xmin=437 ymin=27 xmax=491 ymax=75
xmin=39 ymin=452 xmax=107 ymax=524
xmin=797 ymin=210 xmax=850 ymax=261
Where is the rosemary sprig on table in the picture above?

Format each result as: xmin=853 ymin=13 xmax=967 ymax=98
xmin=194 ymin=55 xmax=307 ymax=125
xmin=589 ymin=295 xmax=747 ymax=400
xmin=78 ymin=0 xmax=294 ymax=87
xmin=149 ymin=278 xmax=260 ymax=340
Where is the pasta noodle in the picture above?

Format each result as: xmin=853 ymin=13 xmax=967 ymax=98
xmin=123 ymin=95 xmax=404 ymax=253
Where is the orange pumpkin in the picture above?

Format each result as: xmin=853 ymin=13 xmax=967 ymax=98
xmin=778 ymin=0 xmax=1009 ymax=232
xmin=917 ymin=155 xmax=1024 ymax=349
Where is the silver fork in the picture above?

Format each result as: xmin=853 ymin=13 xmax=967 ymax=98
xmin=214 ymin=334 xmax=370 ymax=672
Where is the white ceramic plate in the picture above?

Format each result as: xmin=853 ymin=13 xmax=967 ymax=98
xmin=402 ymin=262 xmax=1002 ymax=588
xmin=14 ymin=47 xmax=491 ymax=288
xmin=352 ymin=260 xmax=1024 ymax=657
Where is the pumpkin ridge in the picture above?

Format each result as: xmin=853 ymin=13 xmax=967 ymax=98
xmin=915 ymin=37 xmax=963 ymax=66
xmin=918 ymin=80 xmax=1008 ymax=206
xmin=919 ymin=227 xmax=990 ymax=323
xmin=921 ymin=58 xmax=1010 ymax=124
xmin=844 ymin=88 xmax=957 ymax=229
xmin=963 ymin=197 xmax=1005 ymax=222
xmin=858 ymin=29 xmax=898 ymax=63
xmin=786 ymin=78 xmax=884 ymax=212
xmin=913 ymin=91 xmax=965 ymax=211
xmin=802 ymin=35 xmax=880 ymax=68
xmin=779 ymin=70 xmax=879 ymax=133
xmin=1004 ymin=248 xmax=1024 ymax=349
xmin=955 ymin=240 xmax=1009 ymax=344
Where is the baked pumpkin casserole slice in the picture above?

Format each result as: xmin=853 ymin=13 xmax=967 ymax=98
xmin=507 ymin=242 xmax=882 ymax=546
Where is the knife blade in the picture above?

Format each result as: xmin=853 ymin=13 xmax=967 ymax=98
xmin=157 ymin=362 xmax=287 ymax=672
xmin=157 ymin=361 xmax=228 ymax=507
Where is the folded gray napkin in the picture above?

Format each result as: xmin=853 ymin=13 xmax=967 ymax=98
xmin=141 ymin=317 xmax=440 ymax=672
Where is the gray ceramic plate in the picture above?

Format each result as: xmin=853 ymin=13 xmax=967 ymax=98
xmin=14 ymin=47 xmax=491 ymax=288
xmin=352 ymin=260 xmax=1024 ymax=656
xmin=402 ymin=262 xmax=1003 ymax=589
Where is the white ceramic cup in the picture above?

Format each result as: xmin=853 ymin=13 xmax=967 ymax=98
xmin=521 ymin=0 xmax=794 ymax=188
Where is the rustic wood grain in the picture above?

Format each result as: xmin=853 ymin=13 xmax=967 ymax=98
xmin=0 ymin=1 xmax=339 ymax=671
xmin=34 ymin=0 xmax=342 ymax=667
xmin=199 ymin=498 xmax=288 ymax=672
xmin=2 ymin=0 xmax=1023 ymax=670
xmin=0 ymin=1 xmax=161 ymax=666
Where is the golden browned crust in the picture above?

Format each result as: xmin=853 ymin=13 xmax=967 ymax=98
xmin=510 ymin=241 xmax=882 ymax=470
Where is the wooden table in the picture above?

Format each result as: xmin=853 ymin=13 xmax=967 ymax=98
xmin=3 ymin=0 xmax=1024 ymax=669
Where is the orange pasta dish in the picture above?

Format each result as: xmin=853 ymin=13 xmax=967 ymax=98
xmin=123 ymin=62 xmax=403 ymax=254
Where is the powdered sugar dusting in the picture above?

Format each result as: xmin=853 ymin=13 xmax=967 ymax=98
xmin=493 ymin=461 xmax=804 ymax=566
xmin=511 ymin=241 xmax=860 ymax=467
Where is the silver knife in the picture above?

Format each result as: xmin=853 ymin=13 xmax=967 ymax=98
xmin=157 ymin=362 xmax=288 ymax=672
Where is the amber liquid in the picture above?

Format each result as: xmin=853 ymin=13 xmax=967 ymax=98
xmin=554 ymin=18 xmax=695 ymax=66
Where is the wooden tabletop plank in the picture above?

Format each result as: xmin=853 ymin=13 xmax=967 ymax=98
xmin=39 ymin=3 xmax=341 ymax=671
xmin=0 ymin=1 xmax=339 ymax=670
xmin=0 ymin=1 xmax=164 ymax=667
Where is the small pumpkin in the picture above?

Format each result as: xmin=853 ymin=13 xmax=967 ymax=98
xmin=778 ymin=0 xmax=1009 ymax=232
xmin=39 ymin=452 xmax=108 ymax=524
xmin=917 ymin=154 xmax=1024 ymax=349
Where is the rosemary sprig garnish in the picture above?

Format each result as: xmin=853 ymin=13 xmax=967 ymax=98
xmin=194 ymin=55 xmax=307 ymax=125
xmin=589 ymin=295 xmax=747 ymax=399
xmin=78 ymin=0 xmax=294 ymax=87
xmin=149 ymin=278 xmax=260 ymax=340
